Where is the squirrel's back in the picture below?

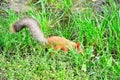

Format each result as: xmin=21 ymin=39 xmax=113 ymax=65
xmin=47 ymin=36 xmax=76 ymax=46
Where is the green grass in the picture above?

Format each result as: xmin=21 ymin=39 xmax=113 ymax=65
xmin=0 ymin=0 xmax=120 ymax=80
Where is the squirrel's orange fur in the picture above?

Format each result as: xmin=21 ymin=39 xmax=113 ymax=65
xmin=10 ymin=17 xmax=84 ymax=53
xmin=47 ymin=36 xmax=83 ymax=52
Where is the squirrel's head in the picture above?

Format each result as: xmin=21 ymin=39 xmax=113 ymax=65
xmin=74 ymin=42 xmax=84 ymax=54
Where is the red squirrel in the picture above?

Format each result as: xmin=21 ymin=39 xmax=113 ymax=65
xmin=10 ymin=17 xmax=84 ymax=53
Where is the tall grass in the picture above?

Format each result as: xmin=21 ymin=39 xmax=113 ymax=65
xmin=0 ymin=0 xmax=120 ymax=80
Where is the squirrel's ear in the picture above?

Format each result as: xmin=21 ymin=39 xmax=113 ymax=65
xmin=76 ymin=42 xmax=80 ymax=49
